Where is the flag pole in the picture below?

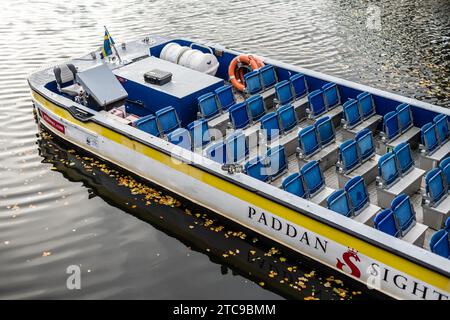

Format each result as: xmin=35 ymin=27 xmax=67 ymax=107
xmin=104 ymin=26 xmax=122 ymax=63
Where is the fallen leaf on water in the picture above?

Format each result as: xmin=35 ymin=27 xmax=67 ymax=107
xmin=42 ymin=251 xmax=51 ymax=257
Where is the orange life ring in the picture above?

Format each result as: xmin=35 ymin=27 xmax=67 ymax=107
xmin=228 ymin=54 xmax=265 ymax=92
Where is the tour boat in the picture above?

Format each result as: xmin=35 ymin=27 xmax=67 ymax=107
xmin=28 ymin=33 xmax=450 ymax=300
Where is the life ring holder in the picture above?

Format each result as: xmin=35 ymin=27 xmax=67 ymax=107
xmin=228 ymin=54 xmax=264 ymax=92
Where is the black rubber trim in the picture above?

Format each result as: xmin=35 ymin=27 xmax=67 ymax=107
xmin=67 ymin=105 xmax=95 ymax=123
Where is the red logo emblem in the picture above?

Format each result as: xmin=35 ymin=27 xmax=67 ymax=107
xmin=336 ymin=248 xmax=361 ymax=278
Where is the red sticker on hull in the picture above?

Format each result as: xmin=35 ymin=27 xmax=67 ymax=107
xmin=41 ymin=111 xmax=65 ymax=134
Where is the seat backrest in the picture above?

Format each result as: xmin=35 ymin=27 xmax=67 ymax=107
xmin=260 ymin=112 xmax=280 ymax=142
xmin=135 ymin=114 xmax=161 ymax=137
xmin=298 ymin=125 xmax=320 ymax=156
xmin=378 ymin=152 xmax=400 ymax=186
xmin=344 ymin=176 xmax=368 ymax=212
xmin=343 ymin=99 xmax=362 ymax=127
xmin=259 ymin=65 xmax=277 ymax=89
xmin=425 ymin=168 xmax=446 ymax=205
xmin=277 ymin=104 xmax=297 ymax=133
xmin=429 ymin=229 xmax=450 ymax=259
xmin=229 ymin=102 xmax=250 ymax=129
xmin=214 ymin=85 xmax=235 ymax=111
xmin=357 ymin=92 xmax=375 ymax=118
xmin=187 ymin=119 xmax=210 ymax=149
xmin=155 ymin=106 xmax=181 ymax=135
xmin=205 ymin=141 xmax=227 ymax=164
xmin=396 ymin=103 xmax=413 ymax=132
xmin=433 ymin=114 xmax=449 ymax=143
xmin=383 ymin=111 xmax=400 ymax=141
xmin=246 ymin=95 xmax=266 ymax=121
xmin=322 ymin=83 xmax=340 ymax=109
xmin=225 ymin=130 xmax=248 ymax=163
xmin=54 ymin=63 xmax=77 ymax=87
xmin=439 ymin=157 xmax=450 ymax=189
xmin=339 ymin=139 xmax=360 ymax=172
xmin=315 ymin=116 xmax=335 ymax=146
xmin=245 ymin=156 xmax=269 ymax=182
xmin=308 ymin=90 xmax=326 ymax=117
xmin=327 ymin=190 xmax=352 ymax=217
xmin=290 ymin=73 xmax=307 ymax=99
xmin=355 ymin=128 xmax=375 ymax=161
xmin=391 ymin=193 xmax=416 ymax=234
xmin=300 ymin=160 xmax=325 ymax=195
xmin=393 ymin=142 xmax=414 ymax=174
xmin=275 ymin=80 xmax=293 ymax=105
xmin=266 ymin=145 xmax=287 ymax=178
xmin=421 ymin=122 xmax=439 ymax=153
xmin=244 ymin=70 xmax=263 ymax=95
xmin=445 ymin=216 xmax=450 ymax=231
xmin=167 ymin=128 xmax=192 ymax=150
xmin=198 ymin=92 xmax=220 ymax=119
xmin=282 ymin=172 xmax=307 ymax=198
xmin=374 ymin=209 xmax=400 ymax=237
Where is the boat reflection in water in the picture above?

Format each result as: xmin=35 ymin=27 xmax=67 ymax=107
xmin=36 ymin=127 xmax=385 ymax=300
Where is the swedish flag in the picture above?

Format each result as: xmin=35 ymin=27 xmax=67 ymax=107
xmin=101 ymin=30 xmax=115 ymax=58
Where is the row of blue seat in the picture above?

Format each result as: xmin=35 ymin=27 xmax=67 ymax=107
xmin=281 ymin=160 xmax=325 ymax=199
xmin=244 ymin=145 xmax=287 ymax=182
xmin=424 ymin=156 xmax=450 ymax=206
xmin=297 ymin=116 xmax=335 ymax=157
xmin=243 ymin=65 xmax=279 ymax=95
xmin=382 ymin=103 xmax=414 ymax=141
xmin=326 ymin=176 xmax=369 ymax=217
xmin=274 ymin=74 xmax=308 ymax=105
xmin=198 ymin=85 xmax=237 ymax=119
xmin=205 ymin=130 xmax=248 ymax=164
xmin=306 ymin=83 xmax=341 ymax=118
xmin=429 ymin=217 xmax=450 ymax=259
xmin=134 ymin=106 xmax=181 ymax=137
xmin=377 ymin=142 xmax=415 ymax=187
xmin=342 ymin=92 xmax=377 ymax=128
xmin=421 ymin=114 xmax=450 ymax=154
xmin=374 ymin=193 xmax=417 ymax=238
xmin=338 ymin=129 xmax=376 ymax=173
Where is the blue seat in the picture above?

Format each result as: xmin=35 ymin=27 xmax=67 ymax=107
xmin=357 ymin=92 xmax=375 ymax=119
xmin=344 ymin=176 xmax=369 ymax=213
xmin=187 ymin=119 xmax=210 ymax=149
xmin=298 ymin=125 xmax=320 ymax=157
xmin=229 ymin=102 xmax=250 ymax=129
xmin=259 ymin=65 xmax=277 ymax=89
xmin=439 ymin=157 xmax=450 ymax=189
xmin=246 ymin=95 xmax=266 ymax=121
xmin=290 ymin=73 xmax=308 ymax=99
xmin=433 ymin=114 xmax=449 ymax=144
xmin=260 ymin=112 xmax=280 ymax=142
xmin=198 ymin=92 xmax=220 ymax=119
xmin=378 ymin=152 xmax=400 ymax=187
xmin=155 ymin=106 xmax=181 ymax=135
xmin=266 ymin=145 xmax=287 ymax=178
xmin=393 ymin=142 xmax=414 ymax=174
xmin=429 ymin=229 xmax=450 ymax=259
xmin=282 ymin=173 xmax=307 ymax=198
xmin=135 ymin=114 xmax=161 ymax=137
xmin=244 ymin=70 xmax=263 ymax=95
xmin=205 ymin=141 xmax=227 ymax=164
xmin=424 ymin=168 xmax=447 ymax=205
xmin=327 ymin=190 xmax=352 ymax=217
xmin=245 ymin=156 xmax=269 ymax=182
xmin=446 ymin=216 xmax=450 ymax=231
xmin=355 ymin=129 xmax=375 ymax=161
xmin=277 ymin=104 xmax=297 ymax=132
xmin=343 ymin=99 xmax=362 ymax=128
xmin=322 ymin=83 xmax=340 ymax=109
xmin=315 ymin=116 xmax=335 ymax=146
xmin=307 ymin=90 xmax=326 ymax=117
xmin=374 ymin=209 xmax=400 ymax=237
xmin=396 ymin=103 xmax=413 ymax=132
xmin=300 ymin=160 xmax=325 ymax=195
xmin=391 ymin=194 xmax=416 ymax=234
xmin=421 ymin=122 xmax=440 ymax=154
xmin=339 ymin=140 xmax=360 ymax=172
xmin=275 ymin=80 xmax=294 ymax=105
xmin=226 ymin=130 xmax=248 ymax=163
xmin=167 ymin=128 xmax=192 ymax=150
xmin=214 ymin=85 xmax=236 ymax=111
xmin=383 ymin=111 xmax=400 ymax=141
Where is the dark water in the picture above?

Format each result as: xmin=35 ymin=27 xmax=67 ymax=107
xmin=0 ymin=0 xmax=448 ymax=299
